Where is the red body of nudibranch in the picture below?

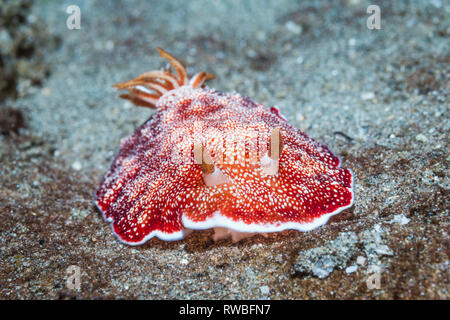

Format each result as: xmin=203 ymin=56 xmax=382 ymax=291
xmin=96 ymin=48 xmax=353 ymax=244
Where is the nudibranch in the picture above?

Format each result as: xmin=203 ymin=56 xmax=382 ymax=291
xmin=95 ymin=48 xmax=354 ymax=244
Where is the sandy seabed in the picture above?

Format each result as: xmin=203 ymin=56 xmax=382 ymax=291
xmin=0 ymin=0 xmax=448 ymax=299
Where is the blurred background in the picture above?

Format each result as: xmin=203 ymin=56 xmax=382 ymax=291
xmin=0 ymin=0 xmax=448 ymax=299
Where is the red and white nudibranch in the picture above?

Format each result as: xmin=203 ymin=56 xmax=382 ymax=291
xmin=95 ymin=48 xmax=354 ymax=244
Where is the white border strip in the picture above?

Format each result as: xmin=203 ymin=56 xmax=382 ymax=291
xmin=95 ymin=200 xmax=187 ymax=245
xmin=183 ymin=169 xmax=354 ymax=234
xmin=96 ymin=171 xmax=354 ymax=244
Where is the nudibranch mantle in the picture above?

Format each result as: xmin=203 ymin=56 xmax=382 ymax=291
xmin=95 ymin=48 xmax=354 ymax=245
